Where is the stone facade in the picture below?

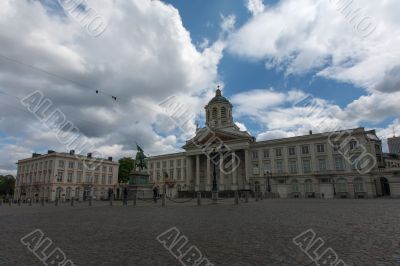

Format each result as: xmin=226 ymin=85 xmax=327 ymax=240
xmin=147 ymin=90 xmax=400 ymax=198
xmin=14 ymin=150 xmax=119 ymax=201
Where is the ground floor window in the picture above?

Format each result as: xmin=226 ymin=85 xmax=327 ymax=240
xmin=337 ymin=179 xmax=347 ymax=193
xmin=304 ymin=179 xmax=313 ymax=193
xmin=292 ymin=180 xmax=299 ymax=193
xmin=75 ymin=188 xmax=80 ymax=199
xmin=56 ymin=187 xmax=62 ymax=199
xmin=354 ymin=178 xmax=364 ymax=192
xmin=66 ymin=187 xmax=72 ymax=199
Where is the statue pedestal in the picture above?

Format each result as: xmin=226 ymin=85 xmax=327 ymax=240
xmin=127 ymin=170 xmax=153 ymax=199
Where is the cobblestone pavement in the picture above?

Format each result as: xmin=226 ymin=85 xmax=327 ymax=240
xmin=1 ymin=198 xmax=400 ymax=266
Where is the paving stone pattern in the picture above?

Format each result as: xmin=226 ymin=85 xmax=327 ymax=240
xmin=0 ymin=199 xmax=399 ymax=266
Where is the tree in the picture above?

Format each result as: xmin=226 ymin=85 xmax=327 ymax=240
xmin=0 ymin=175 xmax=16 ymax=197
xmin=118 ymin=157 xmax=135 ymax=183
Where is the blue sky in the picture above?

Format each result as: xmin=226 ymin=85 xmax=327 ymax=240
xmin=0 ymin=0 xmax=399 ymax=174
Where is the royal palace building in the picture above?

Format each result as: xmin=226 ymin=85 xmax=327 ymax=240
xmin=148 ymin=89 xmax=400 ymax=198
xmin=14 ymin=150 xmax=119 ymax=201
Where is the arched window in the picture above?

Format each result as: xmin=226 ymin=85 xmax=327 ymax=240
xmin=354 ymin=178 xmax=364 ymax=192
xmin=292 ymin=179 xmax=299 ymax=193
xmin=304 ymin=179 xmax=313 ymax=193
xmin=56 ymin=187 xmax=62 ymax=199
xmin=75 ymin=187 xmax=80 ymax=199
xmin=221 ymin=106 xmax=227 ymax=118
xmin=212 ymin=108 xmax=218 ymax=120
xmin=66 ymin=187 xmax=71 ymax=199
xmin=337 ymin=178 xmax=347 ymax=193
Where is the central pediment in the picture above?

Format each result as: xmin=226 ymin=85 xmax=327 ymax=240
xmin=183 ymin=126 xmax=254 ymax=150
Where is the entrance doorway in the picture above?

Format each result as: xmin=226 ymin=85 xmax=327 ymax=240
xmin=380 ymin=177 xmax=391 ymax=196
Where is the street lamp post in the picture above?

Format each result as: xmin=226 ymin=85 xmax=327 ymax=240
xmin=264 ymin=170 xmax=272 ymax=193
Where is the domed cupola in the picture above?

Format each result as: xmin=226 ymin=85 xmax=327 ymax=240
xmin=205 ymin=88 xmax=234 ymax=128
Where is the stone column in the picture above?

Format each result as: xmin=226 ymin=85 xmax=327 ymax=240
xmin=180 ymin=162 xmax=185 ymax=182
xmin=186 ymin=157 xmax=192 ymax=190
xmin=206 ymin=156 xmax=211 ymax=191
xmin=231 ymin=150 xmax=238 ymax=191
xmin=219 ymin=152 xmax=224 ymax=191
xmin=244 ymin=149 xmax=250 ymax=190
xmin=173 ymin=159 xmax=177 ymax=181
xmin=195 ymin=155 xmax=200 ymax=191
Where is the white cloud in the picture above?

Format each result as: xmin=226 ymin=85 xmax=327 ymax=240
xmin=235 ymin=122 xmax=248 ymax=131
xmin=220 ymin=14 xmax=236 ymax=35
xmin=245 ymin=0 xmax=265 ymax=16
xmin=229 ymin=0 xmax=400 ymax=93
xmin=0 ymin=0 xmax=224 ymax=174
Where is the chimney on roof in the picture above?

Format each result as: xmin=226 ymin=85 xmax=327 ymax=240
xmin=108 ymin=157 xmax=113 ymax=161
xmin=87 ymin=153 xmax=92 ymax=158
xmin=48 ymin=150 xmax=55 ymax=154
xmin=69 ymin=150 xmax=75 ymax=155
xmin=32 ymin=153 xmax=41 ymax=158
xmin=309 ymin=130 xmax=313 ymax=135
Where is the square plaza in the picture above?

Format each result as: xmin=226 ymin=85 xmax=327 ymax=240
xmin=1 ymin=199 xmax=399 ymax=266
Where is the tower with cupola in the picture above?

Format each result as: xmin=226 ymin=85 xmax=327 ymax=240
xmin=205 ymin=88 xmax=234 ymax=129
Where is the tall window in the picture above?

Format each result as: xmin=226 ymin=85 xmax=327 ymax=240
xmin=221 ymin=106 xmax=227 ymax=118
xmin=68 ymin=161 xmax=74 ymax=169
xmin=212 ymin=108 xmax=218 ymax=119
xmin=292 ymin=180 xmax=299 ymax=193
xmin=337 ymin=179 xmax=347 ymax=193
xmin=350 ymin=140 xmax=358 ymax=150
xmin=263 ymin=162 xmax=271 ymax=173
xmin=303 ymin=159 xmax=312 ymax=173
xmin=101 ymin=174 xmax=106 ymax=184
xmin=288 ymin=147 xmax=296 ymax=156
xmin=252 ymin=163 xmax=259 ymax=175
xmin=289 ymin=160 xmax=297 ymax=174
xmin=318 ymin=159 xmax=327 ymax=171
xmin=156 ymin=171 xmax=161 ymax=180
xmin=66 ymin=187 xmax=71 ymax=199
xmin=108 ymin=175 xmax=112 ymax=184
xmin=67 ymin=173 xmax=73 ymax=183
xmin=275 ymin=148 xmax=282 ymax=157
xmin=58 ymin=160 xmax=65 ymax=168
xmin=77 ymin=172 xmax=82 ymax=183
xmin=252 ymin=151 xmax=259 ymax=159
xmin=304 ymin=179 xmax=313 ymax=193
xmin=94 ymin=174 xmax=99 ymax=184
xmin=263 ymin=149 xmax=270 ymax=158
xmin=86 ymin=173 xmax=91 ymax=183
xmin=302 ymin=145 xmax=310 ymax=154
xmin=56 ymin=187 xmax=62 ymax=199
xmin=354 ymin=178 xmax=364 ymax=192
xmin=316 ymin=144 xmax=325 ymax=153
xmin=57 ymin=171 xmax=63 ymax=182
xmin=276 ymin=160 xmax=283 ymax=173
xmin=335 ymin=157 xmax=344 ymax=170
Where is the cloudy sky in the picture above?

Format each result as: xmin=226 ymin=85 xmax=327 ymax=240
xmin=0 ymin=0 xmax=399 ymax=175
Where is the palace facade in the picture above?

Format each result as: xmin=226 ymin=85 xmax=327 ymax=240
xmin=148 ymin=89 xmax=400 ymax=198
xmin=14 ymin=150 xmax=119 ymax=201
